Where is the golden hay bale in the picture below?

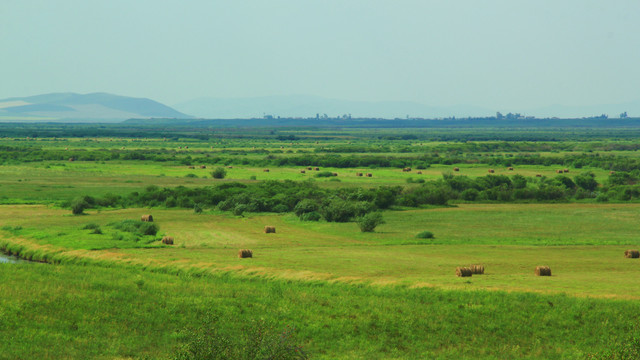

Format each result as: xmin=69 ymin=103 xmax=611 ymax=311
xmin=263 ymin=169 xmax=270 ymax=172
xmin=453 ymin=167 xmax=460 ymax=171
xmin=488 ymin=169 xmax=495 ymax=173
xmin=307 ymin=167 xmax=313 ymax=170
xmin=456 ymin=267 xmax=472 ymax=277
xmin=314 ymin=167 xmax=320 ymax=171
xmin=535 ymin=266 xmax=552 ymax=276
xmin=416 ymin=171 xmax=422 ymax=174
xmin=300 ymin=170 xmax=306 ymax=173
xmin=264 ymin=226 xmax=276 ymax=233
xmin=200 ymin=165 xmax=207 ymax=169
xmin=332 ymin=172 xmax=338 ymax=176
xmin=403 ymin=167 xmax=412 ymax=172
xmin=238 ymin=249 xmax=253 ymax=258
xmin=188 ymin=166 xmax=195 ymax=169
xmin=556 ymin=169 xmax=563 ymax=173
xmin=469 ymin=265 xmax=485 ymax=274
xmin=366 ymin=173 xmax=372 ymax=177
xmin=624 ymin=249 xmax=640 ymax=258
xmin=356 ymin=172 xmax=363 ymax=176
xmin=507 ymin=167 xmax=514 ymax=171
xmin=536 ymin=174 xmax=542 ymax=177
xmin=141 ymin=214 xmax=154 ymax=222
xmin=227 ymin=166 xmax=233 ymax=169
xmin=68 ymin=157 xmax=75 ymax=162
xmin=563 ymin=169 xmax=569 ymax=173
xmin=161 ymin=236 xmax=174 ymax=245
xmin=610 ymin=171 xmax=616 ymax=175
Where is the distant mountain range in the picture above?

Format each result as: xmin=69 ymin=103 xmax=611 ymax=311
xmin=1 ymin=92 xmax=638 ymax=122
xmin=0 ymin=92 xmax=191 ymax=122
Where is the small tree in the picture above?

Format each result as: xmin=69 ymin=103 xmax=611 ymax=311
xmin=70 ymin=197 xmax=88 ymax=215
xmin=356 ymin=212 xmax=385 ymax=232
xmin=210 ymin=167 xmax=227 ymax=179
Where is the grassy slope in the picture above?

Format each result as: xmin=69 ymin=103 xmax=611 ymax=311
xmin=1 ymin=262 xmax=639 ymax=359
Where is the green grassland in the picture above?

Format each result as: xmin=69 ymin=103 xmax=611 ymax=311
xmin=2 ymin=127 xmax=640 ymax=359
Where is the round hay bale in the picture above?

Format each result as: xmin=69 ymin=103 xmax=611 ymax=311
xmin=141 ymin=214 xmax=153 ymax=222
xmin=263 ymin=169 xmax=270 ymax=172
xmin=556 ymin=169 xmax=563 ymax=173
xmin=227 ymin=166 xmax=233 ymax=169
xmin=356 ymin=172 xmax=363 ymax=176
xmin=264 ymin=226 xmax=276 ymax=234
xmin=610 ymin=171 xmax=616 ymax=175
xmin=536 ymin=174 xmax=542 ymax=177
xmin=535 ymin=266 xmax=552 ymax=276
xmin=307 ymin=167 xmax=313 ymax=170
xmin=469 ymin=264 xmax=485 ymax=274
xmin=488 ymin=169 xmax=495 ymax=173
xmin=68 ymin=157 xmax=75 ymax=162
xmin=238 ymin=249 xmax=253 ymax=258
xmin=188 ymin=166 xmax=195 ymax=169
xmin=403 ymin=167 xmax=412 ymax=172
xmin=300 ymin=170 xmax=306 ymax=173
xmin=456 ymin=267 xmax=472 ymax=277
xmin=332 ymin=172 xmax=338 ymax=176
xmin=507 ymin=167 xmax=514 ymax=171
xmin=161 ymin=236 xmax=174 ymax=245
xmin=314 ymin=167 xmax=320 ymax=171
xmin=453 ymin=167 xmax=460 ymax=171
xmin=416 ymin=171 xmax=422 ymax=174
xmin=624 ymin=249 xmax=640 ymax=258
xmin=563 ymin=169 xmax=569 ymax=173
xmin=366 ymin=173 xmax=372 ymax=177
xmin=200 ymin=165 xmax=207 ymax=169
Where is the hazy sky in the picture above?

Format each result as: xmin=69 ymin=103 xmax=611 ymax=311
xmin=2 ymin=0 xmax=639 ymax=110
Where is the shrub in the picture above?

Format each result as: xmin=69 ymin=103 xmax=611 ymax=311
xmin=294 ymin=199 xmax=318 ymax=216
xmin=70 ymin=197 xmax=89 ymax=215
xmin=233 ymin=204 xmax=248 ymax=216
xmin=272 ymin=204 xmax=289 ymax=213
xmin=210 ymin=167 xmax=227 ymax=179
xmin=82 ymin=223 xmax=100 ymax=230
xmin=461 ymin=188 xmax=479 ymax=201
xmin=185 ymin=173 xmax=198 ymax=178
xmin=138 ymin=222 xmax=159 ymax=236
xmin=356 ymin=212 xmax=385 ymax=232
xmin=416 ymin=231 xmax=434 ymax=239
xmin=193 ymin=203 xmax=203 ymax=214
xmin=300 ymin=211 xmax=321 ymax=221
xmin=315 ymin=171 xmax=335 ymax=178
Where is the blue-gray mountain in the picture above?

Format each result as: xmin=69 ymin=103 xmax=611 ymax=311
xmin=0 ymin=93 xmax=192 ymax=122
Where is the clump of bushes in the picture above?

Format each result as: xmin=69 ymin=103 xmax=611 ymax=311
xmin=210 ymin=167 xmax=227 ymax=179
xmin=416 ymin=231 xmax=434 ymax=239
xmin=356 ymin=212 xmax=385 ymax=232
xmin=109 ymin=219 xmax=159 ymax=236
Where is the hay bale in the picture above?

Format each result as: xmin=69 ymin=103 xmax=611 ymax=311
xmin=563 ymin=169 xmax=569 ymax=173
xmin=403 ymin=167 xmax=412 ymax=172
xmin=536 ymin=174 xmax=542 ymax=177
xmin=624 ymin=249 xmax=640 ymax=258
xmin=238 ymin=249 xmax=253 ymax=258
xmin=610 ymin=171 xmax=616 ymax=175
xmin=366 ymin=173 xmax=372 ymax=177
xmin=488 ymin=169 xmax=495 ymax=173
xmin=535 ymin=266 xmax=552 ymax=276
xmin=264 ymin=226 xmax=276 ymax=233
xmin=141 ymin=214 xmax=154 ymax=222
xmin=416 ymin=171 xmax=422 ymax=174
xmin=314 ymin=167 xmax=320 ymax=171
xmin=227 ymin=166 xmax=233 ymax=169
xmin=307 ymin=167 xmax=313 ymax=170
xmin=200 ymin=165 xmax=207 ymax=169
xmin=556 ymin=169 xmax=563 ymax=174
xmin=456 ymin=267 xmax=472 ymax=277
xmin=469 ymin=265 xmax=485 ymax=274
xmin=356 ymin=172 xmax=363 ymax=176
xmin=300 ymin=170 xmax=306 ymax=173
xmin=188 ymin=166 xmax=195 ymax=169
xmin=68 ymin=157 xmax=75 ymax=162
xmin=453 ymin=167 xmax=460 ymax=171
xmin=263 ymin=169 xmax=270 ymax=172
xmin=161 ymin=236 xmax=174 ymax=245
xmin=332 ymin=172 xmax=338 ymax=176
xmin=507 ymin=167 xmax=514 ymax=171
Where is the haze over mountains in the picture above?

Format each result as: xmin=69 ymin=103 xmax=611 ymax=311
xmin=0 ymin=93 xmax=191 ymax=122
xmin=0 ymin=92 xmax=638 ymax=122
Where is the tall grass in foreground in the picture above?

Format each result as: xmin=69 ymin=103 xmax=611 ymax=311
xmin=0 ymin=262 xmax=639 ymax=359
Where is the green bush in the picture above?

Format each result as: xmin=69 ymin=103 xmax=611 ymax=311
xmin=82 ymin=223 xmax=100 ymax=230
xmin=300 ymin=211 xmax=321 ymax=221
xmin=315 ymin=171 xmax=335 ymax=178
xmin=416 ymin=231 xmax=434 ymax=239
xmin=210 ymin=167 xmax=227 ymax=179
xmin=70 ymin=197 xmax=89 ymax=215
xmin=356 ymin=212 xmax=385 ymax=232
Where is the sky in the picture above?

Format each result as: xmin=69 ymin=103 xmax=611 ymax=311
xmin=1 ymin=0 xmax=639 ymax=112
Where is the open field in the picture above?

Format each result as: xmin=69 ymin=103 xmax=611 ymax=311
xmin=2 ymin=125 xmax=640 ymax=358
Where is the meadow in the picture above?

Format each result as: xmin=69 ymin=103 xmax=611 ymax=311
xmin=1 ymin=123 xmax=640 ymax=359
